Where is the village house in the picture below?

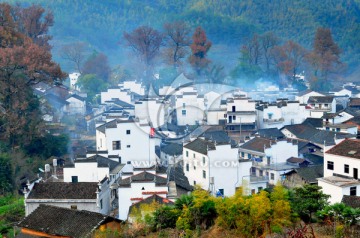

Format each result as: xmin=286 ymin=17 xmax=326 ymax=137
xmin=135 ymin=98 xmax=168 ymax=128
xmin=225 ymin=96 xmax=257 ymax=132
xmin=256 ymin=99 xmax=310 ymax=129
xmin=318 ymin=139 xmax=360 ymax=204
xmin=120 ymin=80 xmax=145 ymax=96
xmin=160 ymin=142 xmax=183 ymax=166
xmin=69 ymin=72 xmax=81 ymax=91
xmin=282 ymin=164 xmax=323 ymax=188
xmin=101 ymin=87 xmax=132 ymax=105
xmin=174 ymin=90 xmax=205 ymax=126
xmin=65 ymin=94 xmax=86 ymax=115
xmin=17 ymin=205 xmax=122 ymax=238
xmin=24 ymin=180 xmax=111 ymax=216
xmin=239 ymin=137 xmax=299 ymax=185
xmin=295 ymin=90 xmax=325 ymax=104
xmin=307 ymin=96 xmax=336 ymax=118
xmin=95 ymin=118 xmax=160 ymax=165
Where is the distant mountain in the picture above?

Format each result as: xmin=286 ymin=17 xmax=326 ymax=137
xmin=4 ymin=0 xmax=360 ymax=72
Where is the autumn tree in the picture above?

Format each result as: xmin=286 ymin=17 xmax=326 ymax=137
xmin=61 ymin=42 xmax=87 ymax=73
xmin=307 ymin=28 xmax=343 ymax=90
xmin=260 ymin=31 xmax=280 ymax=73
xmin=82 ymin=52 xmax=111 ymax=81
xmin=0 ymin=3 xmax=65 ymax=147
xmin=272 ymin=40 xmax=307 ymax=82
xmin=163 ymin=21 xmax=191 ymax=68
xmin=15 ymin=4 xmax=54 ymax=49
xmin=189 ymin=26 xmax=212 ymax=76
xmin=123 ymin=26 xmax=163 ymax=80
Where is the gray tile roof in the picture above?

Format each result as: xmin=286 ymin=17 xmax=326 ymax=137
xmin=161 ymin=143 xmax=183 ymax=155
xmin=307 ymin=96 xmax=334 ymax=104
xmin=168 ymin=165 xmax=193 ymax=191
xmin=27 ymin=182 xmax=98 ymax=199
xmin=118 ymin=171 xmax=167 ymax=187
xmin=18 ymin=205 xmax=121 ymax=238
xmin=256 ymin=128 xmax=284 ymax=140
xmin=183 ymin=138 xmax=216 ymax=155
xmin=129 ymin=194 xmax=174 ymax=214
xmin=239 ymin=137 xmax=273 ymax=153
xmin=326 ymin=139 xmax=360 ymax=159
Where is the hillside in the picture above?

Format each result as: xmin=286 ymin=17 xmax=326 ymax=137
xmin=4 ymin=0 xmax=360 ymax=73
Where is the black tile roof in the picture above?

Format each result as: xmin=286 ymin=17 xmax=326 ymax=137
xmin=18 ymin=205 xmax=121 ymax=238
xmin=183 ymin=138 xmax=216 ymax=155
xmin=342 ymin=195 xmax=360 ymax=208
xmin=161 ymin=143 xmax=183 ymax=155
xmin=239 ymin=137 xmax=273 ymax=153
xmin=256 ymin=128 xmax=284 ymax=140
xmin=27 ymin=182 xmax=98 ymax=199
xmin=67 ymin=94 xmax=86 ymax=101
xmin=200 ymin=130 xmax=232 ymax=144
xmin=307 ymin=96 xmax=334 ymax=104
xmin=302 ymin=118 xmax=323 ymax=128
xmin=286 ymin=165 xmax=323 ymax=183
xmin=326 ymin=139 xmax=360 ymax=159
xmin=168 ymin=166 xmax=193 ymax=191
xmin=118 ymin=171 xmax=167 ymax=187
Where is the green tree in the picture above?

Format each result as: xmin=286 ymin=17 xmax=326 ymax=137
xmin=0 ymin=154 xmax=13 ymax=195
xmin=189 ymin=26 xmax=212 ymax=76
xmin=76 ymin=74 xmax=108 ymax=103
xmin=292 ymin=184 xmax=330 ymax=223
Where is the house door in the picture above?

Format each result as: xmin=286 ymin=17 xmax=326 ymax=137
xmin=229 ymin=116 xmax=232 ymax=123
xmin=354 ymin=168 xmax=358 ymax=180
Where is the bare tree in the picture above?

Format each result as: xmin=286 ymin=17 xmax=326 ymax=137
xmin=260 ymin=31 xmax=279 ymax=72
xmin=163 ymin=21 xmax=191 ymax=68
xmin=123 ymin=26 xmax=163 ymax=67
xmin=61 ymin=42 xmax=87 ymax=73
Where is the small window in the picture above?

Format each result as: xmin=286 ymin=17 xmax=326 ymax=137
xmin=224 ymin=114 xmax=227 ymax=118
xmin=126 ymin=130 xmax=131 ymax=135
xmin=350 ymin=186 xmax=357 ymax=196
xmin=251 ymin=189 xmax=256 ymax=195
xmin=326 ymin=127 xmax=330 ymax=131
xmin=336 ymin=128 xmax=340 ymax=132
xmin=183 ymin=103 xmax=186 ymax=108
xmin=327 ymin=161 xmax=334 ymax=170
xmin=248 ymin=154 xmax=251 ymax=159
xmin=241 ymin=152 xmax=245 ymax=158
xmin=112 ymin=141 xmax=121 ymax=150
xmin=100 ymin=199 xmax=103 ymax=209
xmin=193 ymin=181 xmax=196 ymax=185
xmin=186 ymin=151 xmax=189 ymax=157
xmin=71 ymin=176 xmax=78 ymax=183
xmin=203 ymin=157 xmax=206 ymax=164
xmin=258 ymin=187 xmax=263 ymax=191
xmin=193 ymin=153 xmax=195 ymax=158
xmin=127 ymin=145 xmax=131 ymax=148
xmin=270 ymin=173 xmax=275 ymax=180
xmin=259 ymin=170 xmax=263 ymax=176
xmin=194 ymin=166 xmax=196 ymax=170
xmin=203 ymin=170 xmax=206 ymax=179
xmin=324 ymin=104 xmax=329 ymax=107
xmin=219 ymin=189 xmax=224 ymax=196
xmin=182 ymin=110 xmax=186 ymax=115
xmin=232 ymin=115 xmax=236 ymax=120
xmin=232 ymin=106 xmax=236 ymax=112
xmin=344 ymin=164 xmax=349 ymax=174
xmin=70 ymin=205 xmax=77 ymax=210
xmin=186 ymin=163 xmax=189 ymax=171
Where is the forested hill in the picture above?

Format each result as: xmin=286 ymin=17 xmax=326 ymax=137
xmin=5 ymin=0 xmax=360 ymax=71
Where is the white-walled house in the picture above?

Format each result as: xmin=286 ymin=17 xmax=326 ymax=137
xmin=120 ymin=80 xmax=145 ymax=96
xmin=257 ymin=100 xmax=310 ymax=129
xmin=322 ymin=111 xmax=354 ymax=125
xmin=225 ymin=96 xmax=257 ymax=131
xmin=135 ymin=98 xmax=168 ymax=128
xmin=307 ymin=96 xmax=336 ymax=118
xmin=239 ymin=137 xmax=299 ymax=185
xmin=96 ymin=119 xmax=160 ymax=165
xmin=69 ymin=72 xmax=81 ymax=91
xmin=183 ymin=138 xmax=265 ymax=196
xmin=318 ymin=139 xmax=360 ymax=204
xmin=296 ymin=90 xmax=325 ymax=104
xmin=24 ymin=180 xmax=111 ymax=216
xmin=101 ymin=87 xmax=132 ymax=105
xmin=175 ymin=91 xmax=205 ymax=126
xmin=65 ymin=94 xmax=86 ymax=115
xmin=117 ymin=166 xmax=168 ymax=220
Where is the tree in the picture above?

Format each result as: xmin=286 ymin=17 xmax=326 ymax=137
xmin=260 ymin=32 xmax=280 ymax=73
xmin=292 ymin=184 xmax=330 ymax=223
xmin=189 ymin=26 xmax=212 ymax=76
xmin=163 ymin=21 xmax=191 ymax=68
xmin=76 ymin=74 xmax=108 ymax=103
xmin=61 ymin=42 xmax=87 ymax=73
xmin=307 ymin=28 xmax=343 ymax=89
xmin=123 ymin=26 xmax=163 ymax=79
xmin=0 ymin=154 xmax=12 ymax=194
xmin=15 ymin=4 xmax=54 ymax=49
xmin=82 ymin=52 xmax=111 ymax=81
xmin=272 ymin=40 xmax=307 ymax=82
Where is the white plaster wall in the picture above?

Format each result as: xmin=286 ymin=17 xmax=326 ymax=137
xmin=63 ymin=163 xmax=109 ymax=182
xmin=118 ymin=183 xmax=167 ymax=220
xmin=324 ymin=153 xmax=360 ymax=178
xmin=135 ymin=100 xmax=166 ymax=128
xmin=207 ymin=110 xmax=226 ymax=125
xmin=175 ymin=95 xmax=205 ymax=126
xmin=66 ymin=97 xmax=86 ymax=115
xmin=265 ymin=141 xmax=298 ymax=164
xmin=101 ymin=89 xmax=132 ymax=104
xmin=122 ymin=81 xmax=145 ymax=95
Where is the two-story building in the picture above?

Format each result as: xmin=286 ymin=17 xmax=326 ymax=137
xmin=318 ymin=139 xmax=360 ymax=204
xmin=225 ymin=96 xmax=257 ymax=131
xmin=307 ymin=96 xmax=336 ymax=118
xmin=174 ymin=91 xmax=205 ymax=126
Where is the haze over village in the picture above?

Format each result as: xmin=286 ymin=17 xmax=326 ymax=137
xmin=1 ymin=1 xmax=360 ymax=237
